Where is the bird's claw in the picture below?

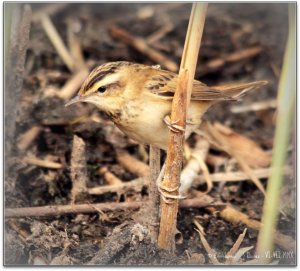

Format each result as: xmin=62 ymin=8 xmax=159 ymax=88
xmin=163 ymin=115 xmax=185 ymax=133
xmin=155 ymin=163 xmax=186 ymax=203
xmin=158 ymin=182 xmax=187 ymax=204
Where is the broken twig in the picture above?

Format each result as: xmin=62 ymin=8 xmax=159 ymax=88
xmin=70 ymin=135 xmax=88 ymax=203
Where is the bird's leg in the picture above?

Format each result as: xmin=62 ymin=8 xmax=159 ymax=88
xmin=156 ymin=162 xmax=186 ymax=203
xmin=163 ymin=115 xmax=185 ymax=133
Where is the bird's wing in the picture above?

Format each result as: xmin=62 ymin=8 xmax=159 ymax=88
xmin=145 ymin=70 xmax=267 ymax=101
xmin=145 ymin=71 xmax=233 ymax=101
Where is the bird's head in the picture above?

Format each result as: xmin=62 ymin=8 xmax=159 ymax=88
xmin=65 ymin=61 xmax=133 ymax=114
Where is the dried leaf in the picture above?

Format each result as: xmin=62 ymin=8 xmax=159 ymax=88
xmin=213 ymin=122 xmax=271 ymax=168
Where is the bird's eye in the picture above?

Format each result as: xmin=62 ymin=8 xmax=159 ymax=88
xmin=97 ymin=86 xmax=106 ymax=93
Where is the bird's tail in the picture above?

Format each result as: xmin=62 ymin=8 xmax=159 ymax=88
xmin=212 ymin=80 xmax=268 ymax=100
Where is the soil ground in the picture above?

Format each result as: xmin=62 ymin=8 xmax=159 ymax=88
xmin=4 ymin=3 xmax=295 ymax=265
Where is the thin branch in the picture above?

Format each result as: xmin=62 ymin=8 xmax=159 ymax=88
xmin=5 ymin=202 xmax=141 ymax=218
xmin=4 ymin=196 xmax=217 ymax=218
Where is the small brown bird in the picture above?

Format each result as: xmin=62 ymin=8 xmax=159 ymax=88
xmin=65 ymin=61 xmax=267 ymax=150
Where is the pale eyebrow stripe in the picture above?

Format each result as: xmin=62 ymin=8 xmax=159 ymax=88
xmin=84 ymin=69 xmax=116 ymax=92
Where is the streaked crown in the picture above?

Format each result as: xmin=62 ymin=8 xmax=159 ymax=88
xmin=79 ymin=61 xmax=133 ymax=96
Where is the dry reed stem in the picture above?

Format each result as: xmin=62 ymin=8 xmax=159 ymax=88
xmin=5 ymin=196 xmax=216 ymax=218
xmin=99 ymin=167 xmax=123 ymax=185
xmin=87 ymin=178 xmax=144 ymax=195
xmin=58 ymin=69 xmax=89 ymax=100
xmin=194 ymin=166 xmax=292 ymax=184
xmin=146 ymin=17 xmax=173 ymax=44
xmin=145 ymin=146 xmax=161 ymax=240
xmin=5 ymin=202 xmax=141 ymax=217
xmin=17 ymin=126 xmax=42 ymax=151
xmin=39 ymin=13 xmax=75 ymax=72
xmin=109 ymin=24 xmax=178 ymax=72
xmin=158 ymin=69 xmax=189 ymax=251
xmin=230 ymin=99 xmax=277 ymax=114
xmin=158 ymin=3 xmax=208 ymax=251
xmin=210 ymin=206 xmax=295 ymax=252
xmin=23 ymin=156 xmax=63 ymax=169
xmin=86 ymin=165 xmax=291 ymax=196
xmin=6 ymin=5 xmax=32 ymax=157
xmin=199 ymin=46 xmax=263 ymax=76
xmin=67 ymin=19 xmax=87 ymax=70
xmin=32 ymin=3 xmax=69 ymax=22
xmin=5 ymin=199 xmax=293 ymax=252
xmin=116 ymin=150 xmax=150 ymax=177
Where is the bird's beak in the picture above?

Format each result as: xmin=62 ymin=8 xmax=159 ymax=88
xmin=65 ymin=95 xmax=83 ymax=107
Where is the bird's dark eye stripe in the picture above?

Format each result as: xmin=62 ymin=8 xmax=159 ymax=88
xmin=158 ymin=91 xmax=174 ymax=97
xmin=84 ymin=69 xmax=115 ymax=92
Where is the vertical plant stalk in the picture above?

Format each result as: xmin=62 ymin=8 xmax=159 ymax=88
xmin=5 ymin=4 xmax=31 ymax=164
xmin=157 ymin=3 xmax=208 ymax=251
xmin=148 ymin=146 xmax=161 ymax=241
xmin=131 ymin=146 xmax=160 ymax=242
xmin=256 ymin=4 xmax=296 ymax=262
xmin=70 ymin=135 xmax=88 ymax=203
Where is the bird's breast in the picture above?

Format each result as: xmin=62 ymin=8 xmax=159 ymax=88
xmin=110 ymin=98 xmax=207 ymax=150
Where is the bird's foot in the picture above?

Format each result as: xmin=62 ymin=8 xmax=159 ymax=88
xmin=163 ymin=115 xmax=185 ymax=133
xmin=156 ymin=163 xmax=186 ymax=203
xmin=158 ymin=182 xmax=187 ymax=204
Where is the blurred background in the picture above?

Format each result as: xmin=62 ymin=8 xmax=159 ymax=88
xmin=5 ymin=3 xmax=294 ymax=265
